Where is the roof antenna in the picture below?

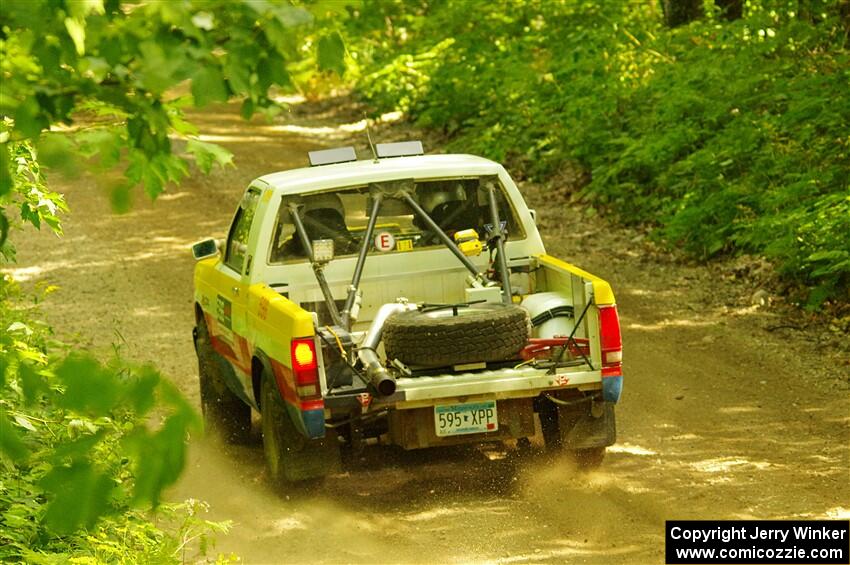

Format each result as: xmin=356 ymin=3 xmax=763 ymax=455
xmin=364 ymin=114 xmax=379 ymax=163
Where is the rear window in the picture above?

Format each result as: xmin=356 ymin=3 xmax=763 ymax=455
xmin=269 ymin=177 xmax=524 ymax=264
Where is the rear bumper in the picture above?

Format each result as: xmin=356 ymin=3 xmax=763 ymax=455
xmin=374 ymin=366 xmax=604 ymax=410
xmin=602 ymin=375 xmax=623 ymax=403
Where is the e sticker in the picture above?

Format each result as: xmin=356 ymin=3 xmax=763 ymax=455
xmin=374 ymin=232 xmax=395 ymax=252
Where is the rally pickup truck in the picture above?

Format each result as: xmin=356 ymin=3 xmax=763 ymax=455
xmin=192 ymin=142 xmax=623 ymax=483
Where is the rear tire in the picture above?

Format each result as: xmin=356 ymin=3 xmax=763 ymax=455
xmin=261 ymin=373 xmax=340 ymax=484
xmin=196 ymin=320 xmax=251 ymax=444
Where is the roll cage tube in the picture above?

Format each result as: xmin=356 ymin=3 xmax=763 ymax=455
xmin=341 ymin=192 xmax=383 ymax=329
xmin=288 ymin=203 xmax=344 ymax=326
xmin=400 ymin=191 xmax=485 ymax=282
xmin=485 ymin=180 xmax=512 ymax=303
xmin=291 ymin=179 xmax=514 ymax=335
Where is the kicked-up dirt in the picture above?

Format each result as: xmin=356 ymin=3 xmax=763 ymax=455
xmin=6 ymin=96 xmax=849 ymax=564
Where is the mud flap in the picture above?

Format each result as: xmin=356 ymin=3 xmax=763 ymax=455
xmin=563 ymin=401 xmax=616 ymax=450
xmin=262 ymin=375 xmax=341 ymax=483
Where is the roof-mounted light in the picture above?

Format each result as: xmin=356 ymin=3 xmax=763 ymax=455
xmin=308 ymin=146 xmax=357 ymax=167
xmin=375 ymin=141 xmax=424 ymax=158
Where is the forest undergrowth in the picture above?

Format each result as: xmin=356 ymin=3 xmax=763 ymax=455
xmin=344 ymin=0 xmax=849 ymax=310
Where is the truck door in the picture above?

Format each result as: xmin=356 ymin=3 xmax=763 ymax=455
xmin=208 ymin=188 xmax=262 ymax=385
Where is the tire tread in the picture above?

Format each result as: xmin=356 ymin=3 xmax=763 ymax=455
xmin=383 ymin=303 xmax=529 ymax=367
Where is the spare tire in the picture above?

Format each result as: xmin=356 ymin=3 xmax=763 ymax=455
xmin=383 ymin=303 xmax=530 ymax=367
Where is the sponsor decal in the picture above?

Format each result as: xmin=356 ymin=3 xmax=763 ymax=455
xmin=216 ymin=295 xmax=232 ymax=330
xmin=257 ymin=296 xmax=269 ymax=320
xmin=374 ymin=231 xmax=395 ymax=252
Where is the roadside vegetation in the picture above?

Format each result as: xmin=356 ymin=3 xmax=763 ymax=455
xmin=341 ymin=0 xmax=849 ymax=309
xmin=0 ymin=275 xmax=232 ymax=562
xmin=0 ymin=1 xmax=341 ymax=560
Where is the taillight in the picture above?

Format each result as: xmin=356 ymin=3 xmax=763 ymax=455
xmin=599 ymin=305 xmax=622 ymax=377
xmin=291 ymin=337 xmax=320 ymax=398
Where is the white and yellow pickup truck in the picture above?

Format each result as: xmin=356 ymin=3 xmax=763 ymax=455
xmin=192 ymin=143 xmax=623 ymax=483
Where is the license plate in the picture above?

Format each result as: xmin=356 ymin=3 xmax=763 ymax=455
xmin=434 ymin=400 xmax=498 ymax=437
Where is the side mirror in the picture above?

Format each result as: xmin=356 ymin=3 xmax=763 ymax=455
xmin=528 ymin=209 xmax=537 ymax=224
xmin=192 ymin=238 xmax=220 ymax=260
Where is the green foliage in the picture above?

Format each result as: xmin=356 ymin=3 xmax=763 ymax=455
xmin=187 ymin=139 xmax=235 ymax=176
xmin=0 ymin=2 xmax=350 ymax=560
xmin=0 ymin=0 xmax=348 ymax=230
xmin=0 ymin=275 xmax=230 ymax=561
xmin=346 ymin=0 xmax=850 ymax=306
xmin=0 ymin=130 xmax=68 ymax=260
xmin=317 ymin=31 xmax=348 ymax=76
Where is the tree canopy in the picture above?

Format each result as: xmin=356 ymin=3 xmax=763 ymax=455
xmin=1 ymin=0 xmax=347 ymax=249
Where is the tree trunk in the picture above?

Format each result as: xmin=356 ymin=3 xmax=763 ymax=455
xmin=661 ymin=0 xmax=704 ymax=27
xmin=715 ymin=0 xmax=743 ymax=20
xmin=798 ymin=0 xmax=814 ymax=23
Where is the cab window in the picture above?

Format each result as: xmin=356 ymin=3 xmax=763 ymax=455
xmin=224 ymin=188 xmax=260 ymax=274
xmin=269 ymin=177 xmax=525 ymax=264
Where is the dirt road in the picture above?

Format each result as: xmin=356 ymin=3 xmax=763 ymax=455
xmin=8 ymin=98 xmax=849 ymax=564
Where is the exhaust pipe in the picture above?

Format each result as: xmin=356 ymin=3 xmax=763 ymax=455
xmin=358 ymin=301 xmax=417 ymax=396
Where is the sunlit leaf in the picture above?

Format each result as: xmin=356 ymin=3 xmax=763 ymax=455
xmin=317 ymin=32 xmax=346 ymax=76
xmin=50 ymin=429 xmax=106 ymax=460
xmin=0 ymin=409 xmax=30 ymax=462
xmin=54 ymin=354 xmax=121 ymax=415
xmin=137 ymin=40 xmax=185 ymax=94
xmin=0 ymin=212 xmax=8 ymax=249
xmin=267 ymin=5 xmax=313 ymax=28
xmin=38 ymin=134 xmax=80 ymax=178
xmin=186 ymin=139 xmax=233 ymax=174
xmin=258 ymin=52 xmax=290 ymax=89
xmin=240 ymin=98 xmax=255 ymax=120
xmin=123 ymin=365 xmax=160 ymax=415
xmin=224 ymin=56 xmax=252 ymax=96
xmin=0 ymin=354 xmax=8 ymax=386
xmin=167 ymin=110 xmax=199 ymax=137
xmin=126 ymin=412 xmax=193 ymax=507
xmin=141 ymin=163 xmax=164 ymax=198
xmin=17 ymin=361 xmax=48 ymax=405
xmin=157 ymin=379 xmax=201 ymax=429
xmin=66 ymin=0 xmax=105 ymax=19
xmin=13 ymin=414 xmax=37 ymax=432
xmin=40 ymin=461 xmax=113 ymax=533
xmin=6 ymin=321 xmax=32 ymax=335
xmin=13 ymin=97 xmax=48 ymax=140
xmin=191 ymin=11 xmax=215 ymax=31
xmin=110 ymin=182 xmax=132 ymax=214
xmin=75 ymin=128 xmax=123 ymax=169
xmin=64 ymin=17 xmax=87 ymax=56
xmin=0 ymin=142 xmax=11 ymax=196
xmin=191 ymin=67 xmax=228 ymax=107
